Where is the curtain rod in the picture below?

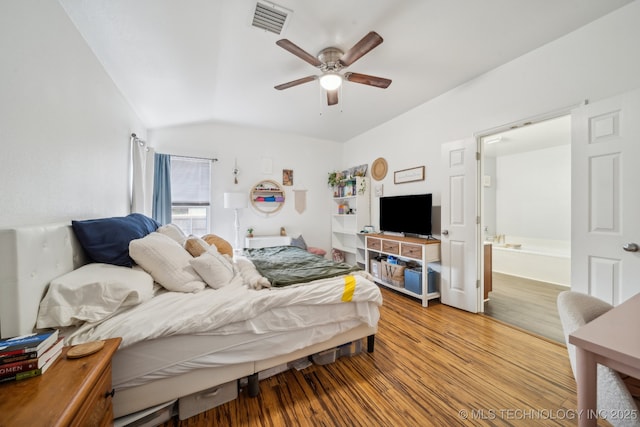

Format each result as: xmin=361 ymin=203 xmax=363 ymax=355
xmin=169 ymin=154 xmax=219 ymax=163
xmin=131 ymin=134 xmax=218 ymax=162
xmin=131 ymin=133 xmax=146 ymax=145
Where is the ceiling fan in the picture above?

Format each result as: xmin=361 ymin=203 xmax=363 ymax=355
xmin=274 ymin=31 xmax=392 ymax=106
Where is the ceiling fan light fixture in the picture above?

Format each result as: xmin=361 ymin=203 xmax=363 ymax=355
xmin=319 ymin=73 xmax=342 ymax=91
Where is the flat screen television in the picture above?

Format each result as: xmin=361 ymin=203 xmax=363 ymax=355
xmin=379 ymin=193 xmax=432 ymax=237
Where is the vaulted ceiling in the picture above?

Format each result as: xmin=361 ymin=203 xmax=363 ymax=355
xmin=59 ymin=0 xmax=632 ymax=142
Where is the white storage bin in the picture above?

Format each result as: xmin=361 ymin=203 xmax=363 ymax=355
xmin=311 ymin=348 xmax=337 ymax=365
xmin=178 ymin=380 xmax=238 ymax=420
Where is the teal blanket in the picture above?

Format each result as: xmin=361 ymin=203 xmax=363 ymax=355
xmin=242 ymin=246 xmax=361 ymax=287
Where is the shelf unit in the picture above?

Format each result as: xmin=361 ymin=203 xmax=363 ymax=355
xmin=364 ymin=234 xmax=441 ymax=307
xmin=330 ymin=177 xmax=370 ymax=267
xmin=250 ymin=179 xmax=285 ymax=215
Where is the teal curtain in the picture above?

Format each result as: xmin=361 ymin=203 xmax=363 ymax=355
xmin=152 ymin=153 xmax=172 ymax=225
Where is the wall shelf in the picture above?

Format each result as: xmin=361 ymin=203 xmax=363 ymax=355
xmin=250 ymin=179 xmax=285 ymax=215
xmin=330 ymin=177 xmax=369 ymax=267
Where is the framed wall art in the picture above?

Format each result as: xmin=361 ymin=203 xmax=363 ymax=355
xmin=394 ymin=166 xmax=425 ymax=184
xmin=283 ymin=169 xmax=293 ymax=186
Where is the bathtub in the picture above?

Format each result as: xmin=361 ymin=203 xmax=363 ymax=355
xmin=488 ymin=236 xmax=570 ymax=287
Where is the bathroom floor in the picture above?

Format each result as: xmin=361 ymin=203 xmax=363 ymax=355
xmin=484 ymin=272 xmax=567 ymax=343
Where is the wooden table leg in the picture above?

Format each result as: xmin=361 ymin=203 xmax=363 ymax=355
xmin=575 ymin=346 xmax=598 ymax=427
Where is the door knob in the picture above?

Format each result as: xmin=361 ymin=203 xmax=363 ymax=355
xmin=442 ymin=230 xmax=449 ymax=236
xmin=623 ymin=243 xmax=639 ymax=252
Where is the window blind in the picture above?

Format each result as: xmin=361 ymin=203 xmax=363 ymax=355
xmin=170 ymin=157 xmax=211 ymax=206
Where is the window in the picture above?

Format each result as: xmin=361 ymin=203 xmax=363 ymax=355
xmin=170 ymin=156 xmax=211 ymax=236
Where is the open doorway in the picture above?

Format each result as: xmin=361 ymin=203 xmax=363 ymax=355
xmin=480 ymin=115 xmax=571 ymax=342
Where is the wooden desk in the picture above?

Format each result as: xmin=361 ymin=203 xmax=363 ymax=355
xmin=0 ymin=337 xmax=121 ymax=426
xmin=569 ymin=293 xmax=640 ymax=426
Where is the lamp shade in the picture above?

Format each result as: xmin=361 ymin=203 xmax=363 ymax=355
xmin=223 ymin=192 xmax=247 ymax=209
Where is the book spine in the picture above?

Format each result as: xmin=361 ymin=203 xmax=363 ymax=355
xmin=0 ymin=332 xmax=54 ymax=353
xmin=0 ymin=369 xmax=42 ymax=383
xmin=0 ymin=351 xmax=38 ymax=365
xmin=0 ymin=360 xmax=38 ymax=378
xmin=0 ymin=346 xmax=41 ymax=358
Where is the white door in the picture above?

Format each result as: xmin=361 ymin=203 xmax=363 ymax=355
xmin=572 ymin=88 xmax=640 ymax=305
xmin=440 ymin=138 xmax=479 ymax=312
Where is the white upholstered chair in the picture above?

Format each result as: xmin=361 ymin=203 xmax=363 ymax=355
xmin=557 ymin=291 xmax=640 ymax=427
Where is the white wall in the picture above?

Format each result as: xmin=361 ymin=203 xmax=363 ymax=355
xmin=343 ymin=1 xmax=640 ymax=238
xmin=482 ymin=157 xmax=497 ymax=238
xmin=496 ymin=145 xmax=571 ymax=241
xmin=3 ymin=1 xmax=640 ymax=252
xmin=0 ymin=0 xmax=144 ymax=227
xmin=148 ymin=123 xmax=341 ymax=251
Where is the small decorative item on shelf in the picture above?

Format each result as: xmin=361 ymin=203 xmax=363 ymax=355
xmin=332 ymin=248 xmax=345 ymax=263
xmin=327 ymin=171 xmax=341 ymax=187
xmin=358 ymin=178 xmax=367 ymax=195
xmin=280 ymin=227 xmax=286 ymax=236
xmin=247 ymin=227 xmax=254 ymax=238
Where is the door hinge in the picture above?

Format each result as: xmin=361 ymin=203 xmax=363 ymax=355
xmin=476 ymin=279 xmax=480 ymax=289
xmin=476 ymin=151 xmax=480 ymax=160
xmin=476 ymin=216 xmax=480 ymax=224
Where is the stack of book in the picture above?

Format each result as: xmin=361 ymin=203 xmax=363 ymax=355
xmin=0 ymin=330 xmax=63 ymax=383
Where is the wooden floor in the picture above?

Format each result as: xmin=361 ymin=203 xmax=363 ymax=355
xmin=484 ymin=273 xmax=568 ymax=343
xmin=157 ymin=286 xmax=608 ymax=426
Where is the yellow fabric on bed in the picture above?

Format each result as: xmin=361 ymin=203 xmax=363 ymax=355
xmin=342 ymin=275 xmax=356 ymax=302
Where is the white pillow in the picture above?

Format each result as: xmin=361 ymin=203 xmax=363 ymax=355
xmin=157 ymin=223 xmax=187 ymax=245
xmin=189 ymin=247 xmax=235 ymax=289
xmin=36 ymin=263 xmax=154 ymax=328
xmin=129 ymin=232 xmax=206 ymax=293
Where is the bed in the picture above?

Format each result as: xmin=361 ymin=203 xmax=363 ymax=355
xmin=0 ymin=220 xmax=382 ymax=421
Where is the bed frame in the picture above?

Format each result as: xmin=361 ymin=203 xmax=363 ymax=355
xmin=0 ymin=223 xmax=376 ymax=419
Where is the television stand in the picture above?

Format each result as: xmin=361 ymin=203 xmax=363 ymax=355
xmin=364 ymin=234 xmax=441 ymax=307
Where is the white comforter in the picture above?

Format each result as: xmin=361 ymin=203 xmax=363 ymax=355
xmin=63 ymin=271 xmax=382 ymax=348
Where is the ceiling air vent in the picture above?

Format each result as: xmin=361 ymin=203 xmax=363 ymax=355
xmin=251 ymin=1 xmax=291 ymax=35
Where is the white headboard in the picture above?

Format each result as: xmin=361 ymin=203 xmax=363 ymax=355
xmin=0 ymin=223 xmax=88 ymax=338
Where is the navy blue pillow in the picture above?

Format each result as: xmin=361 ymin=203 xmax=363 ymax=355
xmin=72 ymin=213 xmax=160 ymax=267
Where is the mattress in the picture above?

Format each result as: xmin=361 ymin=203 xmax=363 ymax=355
xmin=113 ymin=318 xmax=365 ymax=389
xmin=60 ymin=271 xmax=381 ymax=389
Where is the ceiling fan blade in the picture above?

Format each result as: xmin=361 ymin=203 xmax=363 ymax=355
xmin=327 ymin=90 xmax=339 ymax=106
xmin=339 ymin=31 xmax=384 ymax=67
xmin=274 ymin=75 xmax=317 ymax=90
xmin=344 ymin=72 xmax=391 ymax=89
xmin=276 ymin=39 xmax=322 ymax=67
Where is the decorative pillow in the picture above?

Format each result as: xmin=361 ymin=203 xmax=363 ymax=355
xmin=202 ymin=234 xmax=233 ymax=257
xmin=157 ymin=223 xmax=187 ymax=245
xmin=308 ymin=247 xmax=327 ymax=257
xmin=189 ymin=248 xmax=236 ymax=289
xmin=291 ymin=235 xmax=308 ymax=250
xmin=72 ymin=213 xmax=160 ymax=267
xmin=129 ymin=232 xmax=206 ymax=293
xmin=184 ymin=236 xmax=209 ymax=257
xmin=36 ymin=263 xmax=154 ymax=328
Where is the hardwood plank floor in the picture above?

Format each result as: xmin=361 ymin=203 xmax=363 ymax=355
xmin=158 ymin=287 xmax=605 ymax=426
xmin=484 ymin=273 xmax=568 ymax=343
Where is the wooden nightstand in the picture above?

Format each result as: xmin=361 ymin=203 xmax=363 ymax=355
xmin=0 ymin=337 xmax=121 ymax=426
